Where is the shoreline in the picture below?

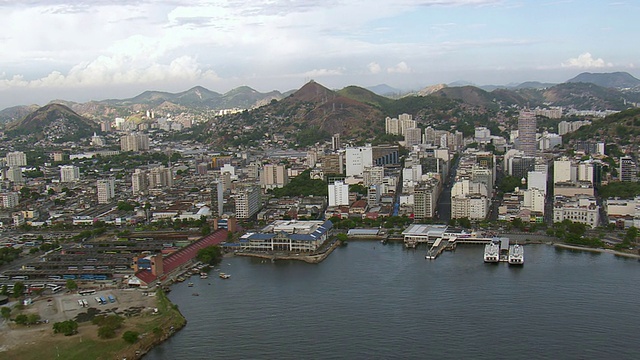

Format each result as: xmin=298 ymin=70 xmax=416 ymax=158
xmin=553 ymin=243 xmax=640 ymax=259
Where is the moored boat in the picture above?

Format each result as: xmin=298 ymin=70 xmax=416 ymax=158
xmin=219 ymin=272 xmax=231 ymax=279
xmin=508 ymin=244 xmax=524 ymax=265
xmin=484 ymin=241 xmax=500 ymax=263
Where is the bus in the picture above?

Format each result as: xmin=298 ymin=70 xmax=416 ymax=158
xmin=95 ymin=297 xmax=102 ymax=305
xmin=99 ymin=296 xmax=107 ymax=304
xmin=11 ymin=275 xmax=29 ymax=280
xmin=107 ymin=295 xmax=116 ymax=303
xmin=78 ymin=289 xmax=97 ymax=296
xmin=50 ymin=285 xmax=63 ymax=293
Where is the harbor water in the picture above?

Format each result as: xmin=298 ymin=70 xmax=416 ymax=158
xmin=146 ymin=242 xmax=640 ymax=359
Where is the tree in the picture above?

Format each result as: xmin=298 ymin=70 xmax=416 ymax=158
xmin=1 ymin=306 xmax=11 ymax=320
xmin=66 ymin=279 xmax=78 ymax=291
xmin=196 ymin=245 xmax=223 ymax=265
xmin=98 ymin=325 xmax=116 ymax=339
xmin=0 ymin=285 xmax=7 ymax=296
xmin=12 ymin=282 xmax=25 ymax=298
xmin=53 ymin=320 xmax=78 ymax=336
xmin=122 ymin=330 xmax=140 ymax=344
xmin=27 ymin=314 xmax=41 ymax=324
xmin=336 ymin=233 xmax=348 ymax=246
xmin=14 ymin=314 xmax=28 ymax=325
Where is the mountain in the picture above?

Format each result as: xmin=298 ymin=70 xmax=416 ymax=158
xmin=566 ymin=72 xmax=640 ymax=89
xmin=514 ymin=81 xmax=556 ymax=89
xmin=448 ymin=80 xmax=475 ymax=87
xmin=0 ymin=104 xmax=40 ymax=124
xmin=565 ymin=108 xmax=640 ymax=143
xmin=336 ymin=86 xmax=394 ymax=109
xmin=366 ymin=84 xmax=402 ymax=96
xmin=538 ymin=82 xmax=627 ymax=110
xmin=415 ymin=84 xmax=448 ymax=96
xmin=6 ymin=103 xmax=99 ymax=142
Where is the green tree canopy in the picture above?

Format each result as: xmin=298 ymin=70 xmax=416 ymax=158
xmin=197 ymin=245 xmax=223 ymax=265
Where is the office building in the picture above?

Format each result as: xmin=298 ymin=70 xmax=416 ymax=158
xmin=211 ymin=181 xmax=224 ymax=217
xmin=518 ymin=111 xmax=537 ymax=157
xmin=620 ymin=156 xmax=636 ymax=182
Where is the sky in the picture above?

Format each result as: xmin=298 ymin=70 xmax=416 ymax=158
xmin=0 ymin=0 xmax=638 ymax=109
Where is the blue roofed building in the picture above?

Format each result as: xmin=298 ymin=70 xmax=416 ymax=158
xmin=238 ymin=220 xmax=333 ymax=252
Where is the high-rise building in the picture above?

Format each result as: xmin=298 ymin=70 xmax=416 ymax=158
xmin=148 ymin=166 xmax=173 ymax=189
xmin=620 ymin=156 xmax=636 ymax=182
xmin=404 ymin=128 xmax=422 ymax=146
xmin=414 ymin=179 xmax=440 ymax=220
xmin=363 ymin=166 xmax=384 ymax=187
xmin=331 ymin=133 xmax=341 ymax=151
xmin=517 ymin=111 xmax=537 ymax=157
xmin=260 ymin=164 xmax=289 ymax=190
xmin=346 ymin=146 xmax=373 ymax=177
xmin=60 ymin=165 xmax=80 ymax=182
xmin=328 ymin=181 xmax=349 ymax=207
xmin=97 ymin=178 xmax=116 ymax=204
xmin=132 ymin=169 xmax=149 ymax=195
xmin=5 ymin=151 xmax=27 ymax=167
xmin=0 ymin=192 xmax=19 ymax=209
xmin=120 ymin=133 xmax=150 ymax=152
xmin=235 ymin=186 xmax=261 ymax=219
xmin=6 ymin=167 xmax=23 ymax=183
xmin=321 ymin=153 xmax=344 ymax=175
xmin=211 ymin=181 xmax=224 ymax=217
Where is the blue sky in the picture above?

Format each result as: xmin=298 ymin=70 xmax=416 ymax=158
xmin=0 ymin=0 xmax=638 ymax=108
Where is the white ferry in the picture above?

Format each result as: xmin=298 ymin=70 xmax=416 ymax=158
xmin=483 ymin=241 xmax=500 ymax=263
xmin=508 ymin=244 xmax=524 ymax=265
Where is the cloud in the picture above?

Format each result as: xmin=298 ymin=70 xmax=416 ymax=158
xmin=561 ymin=53 xmax=613 ymax=68
xmin=368 ymin=62 xmax=381 ymax=74
xmin=301 ymin=68 xmax=344 ymax=77
xmin=0 ymin=55 xmax=218 ymax=90
xmin=387 ymin=61 xmax=412 ymax=74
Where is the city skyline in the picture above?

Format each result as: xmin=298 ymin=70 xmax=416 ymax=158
xmin=0 ymin=1 xmax=638 ymax=109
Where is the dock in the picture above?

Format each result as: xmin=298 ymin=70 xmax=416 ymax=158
xmin=425 ymin=238 xmax=445 ymax=259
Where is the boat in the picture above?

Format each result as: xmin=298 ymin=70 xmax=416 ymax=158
xmin=192 ymin=292 xmax=199 ymax=296
xmin=508 ymin=244 xmax=524 ymax=265
xmin=219 ymin=272 xmax=231 ymax=279
xmin=483 ymin=241 xmax=500 ymax=263
xmin=187 ymin=282 xmax=194 ymax=287
xmin=200 ymin=273 xmax=208 ymax=279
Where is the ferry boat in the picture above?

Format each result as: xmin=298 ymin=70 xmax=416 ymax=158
xmin=219 ymin=272 xmax=231 ymax=279
xmin=483 ymin=241 xmax=500 ymax=263
xmin=508 ymin=244 xmax=524 ymax=265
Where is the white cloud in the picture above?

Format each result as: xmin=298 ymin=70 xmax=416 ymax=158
xmin=368 ymin=62 xmax=381 ymax=74
xmin=387 ymin=61 xmax=412 ymax=74
xmin=561 ymin=53 xmax=613 ymax=69
xmin=301 ymin=68 xmax=344 ymax=77
xmin=0 ymin=55 xmax=218 ymax=90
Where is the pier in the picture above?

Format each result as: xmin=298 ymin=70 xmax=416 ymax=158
xmin=425 ymin=238 xmax=456 ymax=260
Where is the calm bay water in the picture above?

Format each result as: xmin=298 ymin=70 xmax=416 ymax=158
xmin=146 ymin=242 xmax=640 ymax=360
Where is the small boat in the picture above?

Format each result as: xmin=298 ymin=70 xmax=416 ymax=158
xmin=192 ymin=292 xmax=199 ymax=296
xmin=200 ymin=273 xmax=208 ymax=279
xmin=219 ymin=272 xmax=231 ymax=279
xmin=187 ymin=282 xmax=194 ymax=287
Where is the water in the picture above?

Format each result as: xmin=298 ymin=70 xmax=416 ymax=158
xmin=146 ymin=242 xmax=640 ymax=360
